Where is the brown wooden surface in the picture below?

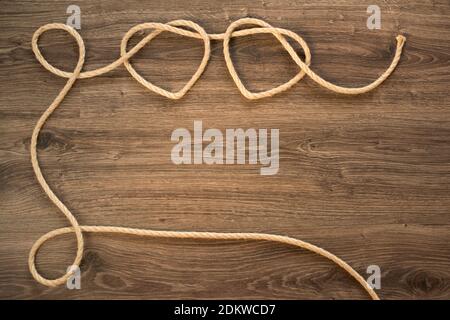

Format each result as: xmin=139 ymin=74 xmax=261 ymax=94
xmin=1 ymin=0 xmax=449 ymax=299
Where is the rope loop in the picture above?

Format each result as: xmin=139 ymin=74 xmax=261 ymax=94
xmin=222 ymin=18 xmax=312 ymax=99
xmin=29 ymin=17 xmax=406 ymax=298
xmin=120 ymin=20 xmax=211 ymax=99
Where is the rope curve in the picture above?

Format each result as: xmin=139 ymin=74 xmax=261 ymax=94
xmin=29 ymin=17 xmax=406 ymax=299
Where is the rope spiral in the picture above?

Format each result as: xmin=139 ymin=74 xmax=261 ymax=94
xmin=29 ymin=17 xmax=406 ymax=299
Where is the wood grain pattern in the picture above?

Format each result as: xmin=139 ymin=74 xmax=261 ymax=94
xmin=0 ymin=0 xmax=449 ymax=299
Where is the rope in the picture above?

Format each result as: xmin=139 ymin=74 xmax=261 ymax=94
xmin=29 ymin=17 xmax=406 ymax=299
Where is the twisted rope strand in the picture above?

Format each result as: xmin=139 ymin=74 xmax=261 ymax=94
xmin=29 ymin=17 xmax=406 ymax=299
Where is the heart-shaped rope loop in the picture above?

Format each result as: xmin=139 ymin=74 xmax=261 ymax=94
xmin=120 ymin=20 xmax=211 ymax=99
xmin=222 ymin=18 xmax=312 ymax=99
xmin=28 ymin=17 xmax=406 ymax=299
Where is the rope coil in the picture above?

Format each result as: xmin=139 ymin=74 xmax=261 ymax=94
xmin=29 ymin=17 xmax=406 ymax=299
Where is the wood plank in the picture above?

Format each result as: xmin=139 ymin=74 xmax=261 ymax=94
xmin=0 ymin=0 xmax=449 ymax=299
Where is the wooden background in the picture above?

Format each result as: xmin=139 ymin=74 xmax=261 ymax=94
xmin=0 ymin=0 xmax=449 ymax=299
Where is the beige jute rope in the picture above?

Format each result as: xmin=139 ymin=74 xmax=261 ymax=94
xmin=29 ymin=17 xmax=406 ymax=299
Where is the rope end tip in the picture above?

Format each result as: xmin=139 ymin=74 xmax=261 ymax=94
xmin=396 ymin=35 xmax=406 ymax=47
